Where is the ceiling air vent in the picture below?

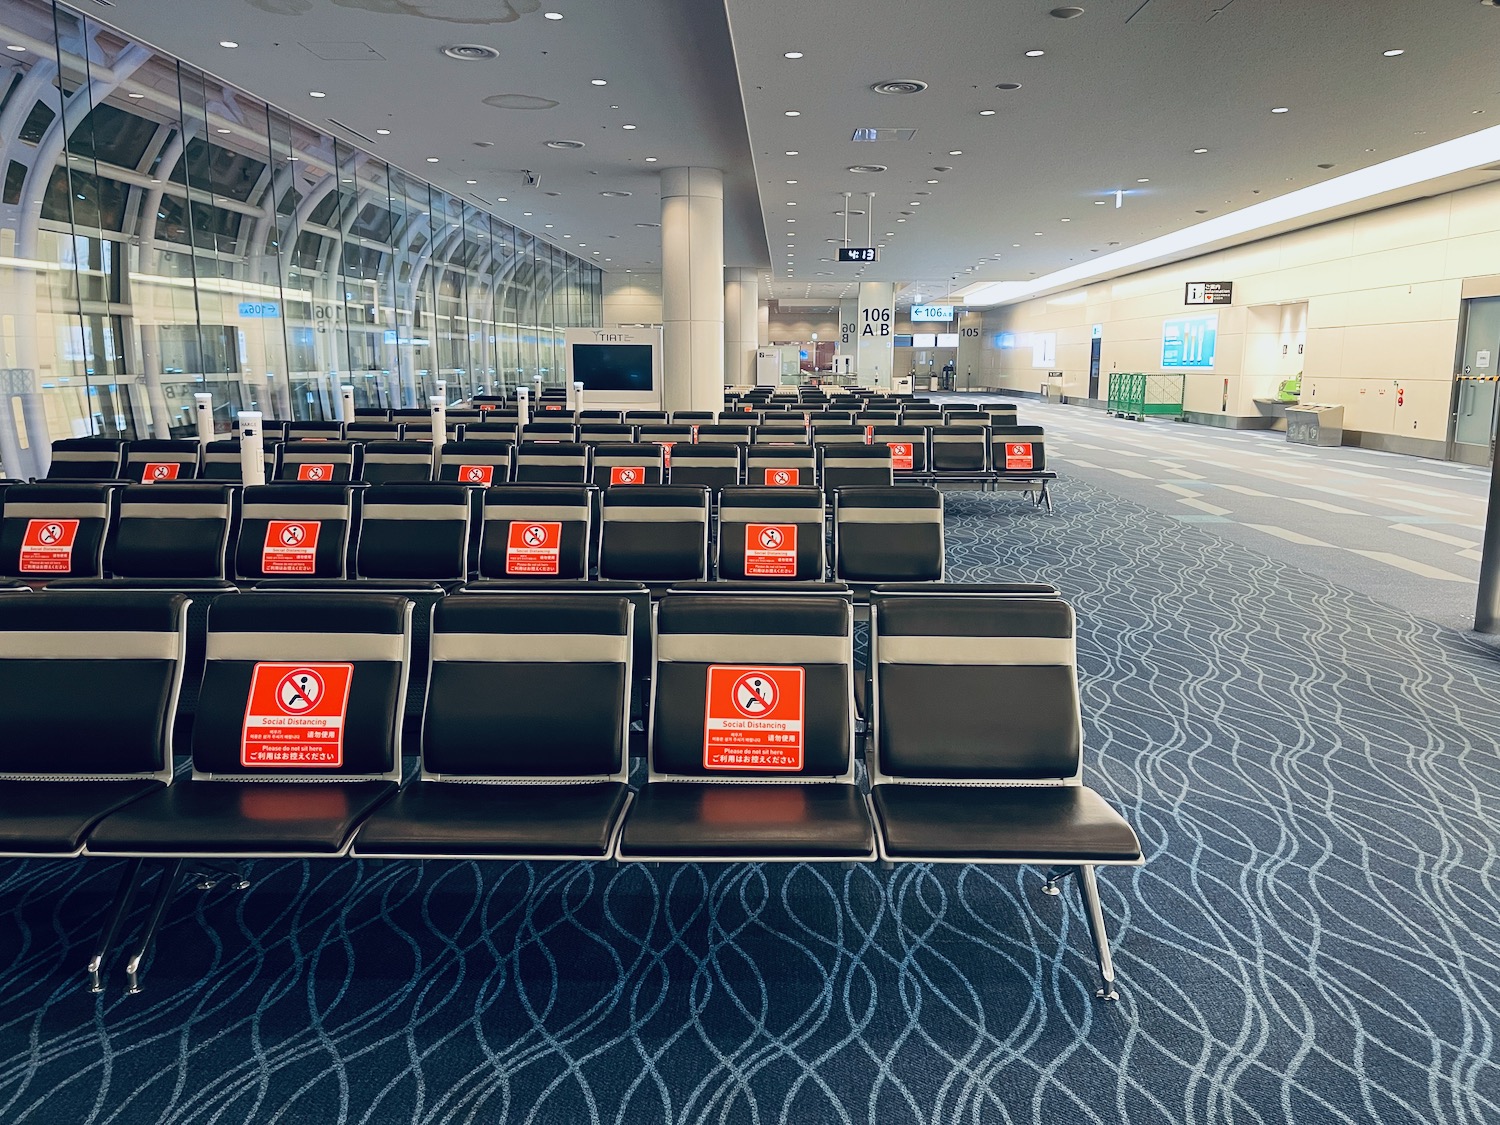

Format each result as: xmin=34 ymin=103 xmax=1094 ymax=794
xmin=545 ymin=139 xmax=585 ymax=149
xmin=443 ymin=44 xmax=500 ymax=60
xmin=870 ymin=80 xmax=928 ymax=95
xmin=847 ymin=164 xmax=887 ymax=173
xmin=851 ymin=128 xmax=917 ymax=142
xmin=599 ymin=190 xmax=632 ymax=197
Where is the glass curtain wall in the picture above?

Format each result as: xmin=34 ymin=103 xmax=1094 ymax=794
xmin=0 ymin=0 xmax=600 ymax=475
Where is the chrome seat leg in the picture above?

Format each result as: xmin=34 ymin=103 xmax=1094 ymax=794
xmin=86 ymin=859 xmax=146 ymax=993
xmin=124 ymin=860 xmax=184 ymax=995
xmin=1076 ymin=865 xmax=1120 ymax=1001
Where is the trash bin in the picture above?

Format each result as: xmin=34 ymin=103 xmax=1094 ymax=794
xmin=1285 ymin=404 xmax=1344 ymax=447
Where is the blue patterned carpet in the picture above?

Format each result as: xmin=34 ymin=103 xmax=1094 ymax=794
xmin=1 ymin=477 xmax=1497 ymax=1124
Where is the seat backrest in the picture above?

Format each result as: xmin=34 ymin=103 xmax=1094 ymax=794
xmin=112 ymin=484 xmax=238 ymax=580
xmin=125 ymin=440 xmax=201 ymax=483
xmin=397 ymin=419 xmax=462 ymax=443
xmin=983 ymin=404 xmax=1020 ymax=425
xmin=0 ymin=590 xmax=186 ymax=780
xmin=808 ymin=411 xmax=854 ymax=425
xmin=667 ymin=442 xmax=740 ymax=489
xmin=833 ymin=486 xmax=943 ymax=583
xmin=424 ymin=594 xmax=631 ymax=781
xmin=235 ymin=484 xmax=354 ymax=580
xmin=990 ymin=425 xmax=1047 ymax=473
xmin=514 ymin=441 xmax=591 ymax=484
xmin=202 ymin=439 xmax=278 ymax=482
xmin=811 ymin=424 xmax=870 ymax=446
xmin=854 ymin=411 xmax=901 ymax=425
xmin=437 ymin=440 xmax=513 ymax=485
xmin=930 ymin=427 xmax=989 ymax=472
xmin=745 ymin=444 xmax=816 ymax=487
xmin=870 ymin=425 xmax=930 ymax=474
xmin=820 ymin=443 xmax=893 ymax=490
xmin=522 ymin=422 xmax=578 ymax=443
xmin=637 ymin=424 xmax=696 ymax=445
xmin=345 ymin=421 xmax=404 ymax=442
xmin=672 ymin=411 xmax=716 ymax=424
xmin=478 ymin=485 xmax=592 ymax=580
xmin=579 ymin=410 xmax=625 ymax=425
xmin=902 ymin=409 xmax=943 ymax=424
xmin=276 ymin=440 xmax=362 ymax=483
xmin=625 ymin=411 xmax=669 ymax=425
xmin=650 ymin=594 xmax=854 ymax=780
xmin=598 ymin=484 xmax=709 ymax=582
xmin=354 ymin=408 xmax=390 ymax=419
xmin=360 ymin=441 xmax=434 ymax=485
xmin=193 ymin=592 xmax=409 ymax=780
xmin=286 ymin=421 xmax=345 ymax=441
xmin=870 ymin=594 xmax=1081 ymax=783
xmin=591 ymin=443 xmax=666 ymax=487
xmin=0 ymin=483 xmax=115 ymax=579
xmin=754 ymin=423 xmax=810 ymax=444
xmin=695 ymin=423 xmax=752 ymax=444
xmin=357 ymin=484 xmax=470 ymax=581
xmin=717 ymin=486 xmax=826 ymax=581
xmin=46 ymin=438 xmax=124 ymax=481
xmin=578 ymin=423 xmax=638 ymax=445
xmin=460 ymin=422 xmax=520 ymax=444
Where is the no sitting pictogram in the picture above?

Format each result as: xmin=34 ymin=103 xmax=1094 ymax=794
xmin=280 ymin=523 xmax=307 ymax=547
xmin=522 ymin=524 xmax=549 ymax=547
xmin=276 ymin=668 xmax=325 ymax=714
xmin=37 ymin=522 xmax=65 ymax=545
xmin=772 ymin=470 xmax=792 ymax=485
xmin=732 ymin=671 xmax=778 ymax=717
xmin=757 ymin=526 xmax=784 ymax=550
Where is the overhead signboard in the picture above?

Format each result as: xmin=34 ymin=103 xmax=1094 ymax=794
xmin=1184 ymin=282 xmax=1232 ymax=306
xmin=1161 ymin=315 xmax=1218 ymax=369
xmin=837 ymin=247 xmax=878 ymax=262
xmin=910 ymin=304 xmax=954 ymax=322
xmin=238 ymin=301 xmax=281 ymax=319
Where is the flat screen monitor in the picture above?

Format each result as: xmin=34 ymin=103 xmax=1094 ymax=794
xmin=893 ymin=334 xmax=914 ymax=348
xmin=569 ymin=343 xmax=655 ymax=392
xmin=911 ymin=333 xmax=937 ymax=348
xmin=936 ymin=333 xmax=959 ymax=348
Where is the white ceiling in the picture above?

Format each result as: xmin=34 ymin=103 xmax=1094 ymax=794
xmin=91 ymin=0 xmax=1500 ymax=305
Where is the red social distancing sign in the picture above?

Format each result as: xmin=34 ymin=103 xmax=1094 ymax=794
xmin=1005 ymin=442 xmax=1035 ymax=470
xmin=262 ymin=520 xmax=320 ymax=574
xmin=704 ymin=665 xmax=805 ymax=771
xmin=609 ymin=465 xmax=645 ymax=485
xmin=141 ymin=462 xmax=181 ymax=483
xmin=745 ymin=523 xmax=797 ymax=577
xmin=19 ymin=519 xmax=78 ymax=573
xmin=506 ymin=521 xmax=561 ymax=575
xmin=459 ymin=464 xmax=494 ymax=485
xmin=887 ymin=442 xmax=914 ymax=471
xmin=241 ymin=662 xmax=353 ymax=767
xmin=296 ymin=463 xmax=335 ymax=481
xmin=763 ymin=467 xmax=799 ymax=487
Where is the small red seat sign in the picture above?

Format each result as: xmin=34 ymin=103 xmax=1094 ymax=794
xmin=745 ymin=524 xmax=797 ymax=577
xmin=459 ymin=464 xmax=494 ymax=485
xmin=505 ymin=520 xmax=561 ymax=575
xmin=241 ymin=662 xmax=353 ymax=767
xmin=141 ymin=462 xmax=181 ymax=483
xmin=763 ymin=467 xmax=799 ymax=486
xmin=19 ymin=519 xmax=79 ymax=573
xmin=262 ymin=520 xmax=320 ymax=574
xmin=609 ymin=465 xmax=646 ymax=485
xmin=887 ymin=442 xmax=914 ymax=471
xmin=703 ymin=664 xmax=805 ymax=771
xmin=1004 ymin=442 xmax=1035 ymax=470
xmin=653 ymin=441 xmax=674 ymax=468
xmin=296 ymin=463 xmax=335 ymax=481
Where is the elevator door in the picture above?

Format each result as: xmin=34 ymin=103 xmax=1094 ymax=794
xmin=1451 ymin=296 xmax=1500 ymax=463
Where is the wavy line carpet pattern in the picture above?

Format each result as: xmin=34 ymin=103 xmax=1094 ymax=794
xmin=0 ymin=477 xmax=1497 ymax=1124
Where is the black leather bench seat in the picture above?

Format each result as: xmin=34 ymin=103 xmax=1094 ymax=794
xmin=86 ymin=781 xmax=398 ymax=856
xmin=618 ymin=782 xmax=875 ymax=860
xmin=354 ymin=780 xmax=630 ymax=858
xmin=873 ymin=784 xmax=1141 ymax=863
xmin=0 ymin=780 xmax=164 ymax=855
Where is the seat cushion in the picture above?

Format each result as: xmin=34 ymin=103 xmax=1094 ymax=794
xmin=86 ymin=780 xmax=397 ymax=855
xmin=618 ymin=782 xmax=874 ymax=860
xmin=872 ymin=784 xmax=1141 ymax=862
xmin=0 ymin=780 xmax=164 ymax=855
xmin=353 ymin=781 xmax=629 ymax=858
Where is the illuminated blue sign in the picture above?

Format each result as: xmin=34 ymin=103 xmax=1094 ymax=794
xmin=1162 ymin=315 xmax=1218 ymax=369
xmin=238 ymin=301 xmax=280 ymax=319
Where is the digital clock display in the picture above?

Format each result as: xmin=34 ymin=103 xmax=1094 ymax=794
xmin=837 ymin=247 xmax=878 ymax=262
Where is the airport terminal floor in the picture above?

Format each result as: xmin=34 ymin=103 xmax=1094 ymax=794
xmin=0 ymin=400 xmax=1495 ymax=1124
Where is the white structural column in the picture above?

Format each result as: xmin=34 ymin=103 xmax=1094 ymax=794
xmin=661 ymin=167 xmax=725 ymax=413
xmin=723 ymin=267 xmax=759 ymax=387
xmin=757 ymin=301 xmax=770 ymax=347
xmin=855 ymin=281 xmax=896 ymax=388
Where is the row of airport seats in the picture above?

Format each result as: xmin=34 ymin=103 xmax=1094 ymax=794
xmin=42 ymin=427 xmax=1053 ymax=505
xmin=0 ymin=584 xmax=1142 ymax=999
xmin=0 ymin=481 xmax=943 ymax=588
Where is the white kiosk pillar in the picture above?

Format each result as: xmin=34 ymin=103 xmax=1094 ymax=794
xmin=193 ymin=393 xmax=214 ymax=446
xmin=429 ymin=393 xmax=446 ymax=473
xmin=516 ymin=385 xmax=530 ymax=428
xmin=339 ymin=384 xmax=356 ymax=426
xmin=237 ymin=411 xmax=266 ymax=486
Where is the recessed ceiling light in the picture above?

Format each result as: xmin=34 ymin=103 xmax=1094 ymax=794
xmin=1272 ymin=106 xmax=1289 ymax=113
xmin=127 ymin=92 xmax=144 ymax=98
xmin=523 ymin=212 xmax=532 ymax=215
xmin=784 ymin=110 xmax=801 ymax=116
xmin=219 ymin=40 xmax=238 ymax=48
xmin=786 ymin=218 xmax=795 ymax=222
xmin=6 ymin=45 xmax=26 ymax=52
xmin=1025 ymin=49 xmax=1045 ymax=57
xmin=545 ymin=224 xmax=554 ymax=228
xmin=426 ymin=157 xmax=439 ymax=162
xmin=645 ymin=157 xmax=657 ymax=162
xmin=948 ymin=150 xmax=962 ymax=156
xmin=786 ymin=179 xmax=797 ymax=184
xmin=1137 ymin=177 xmax=1149 ymax=183
xmin=979 ymin=110 xmax=996 ymax=116
xmin=1383 ymin=49 xmax=1403 ymax=57
xmin=785 ymin=150 xmax=799 ymax=156
xmin=785 ymin=51 xmax=803 ymax=58
xmin=496 ymin=197 xmax=507 ymax=202
xmin=376 ymin=128 xmax=390 ymax=135
xmin=1013 ymin=243 xmax=1021 ymax=247
xmin=309 ymin=91 xmax=326 ymax=98
xmin=896 ymin=218 xmax=906 ymax=222
xmin=465 ymin=179 xmax=477 ymax=184
xmin=621 ymin=123 xmax=636 ymax=129
xmin=216 ymin=127 xmax=232 ymax=133
xmin=885 ymin=232 xmax=894 ymax=236
xmin=1193 ymin=147 xmax=1209 ymax=154
xmin=1034 ymin=232 xmax=1043 ymax=236
xmin=1060 ymin=217 xmax=1071 ymax=221
xmin=787 ymin=201 xmax=796 ymax=206
xmin=591 ymin=79 xmax=607 ymax=85
xmin=1095 ymin=200 xmax=1106 ymax=205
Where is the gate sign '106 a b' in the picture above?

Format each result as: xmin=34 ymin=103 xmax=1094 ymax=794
xmin=1184 ymin=282 xmax=1232 ymax=306
xmin=838 ymin=247 xmax=878 ymax=262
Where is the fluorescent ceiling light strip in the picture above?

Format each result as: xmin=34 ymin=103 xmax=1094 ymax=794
xmin=958 ymin=124 xmax=1500 ymax=308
